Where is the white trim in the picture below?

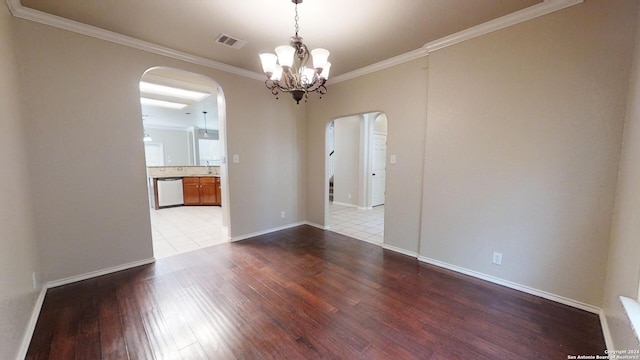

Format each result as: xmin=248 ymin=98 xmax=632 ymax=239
xmin=331 ymin=201 xmax=358 ymax=208
xmin=425 ymin=0 xmax=583 ymax=53
xmin=17 ymin=287 xmax=46 ymax=360
xmin=357 ymin=206 xmax=373 ymax=211
xmin=599 ymin=310 xmax=615 ymax=352
xmin=620 ymin=296 xmax=640 ymax=343
xmin=6 ymin=0 xmax=582 ymax=85
xmin=18 ymin=257 xmax=155 ymax=358
xmin=329 ymin=48 xmax=427 ymax=84
xmin=382 ymin=243 xmax=419 ymax=258
xmin=418 ymin=255 xmax=600 ymax=314
xmin=329 ymin=228 xmax=383 ymax=247
xmin=370 ymin=243 xmax=614 ymax=349
xmin=304 ymin=221 xmax=330 ymax=230
xmin=357 ymin=236 xmax=383 ymax=247
xmin=230 ymin=221 xmax=306 ymax=242
xmin=330 ymin=0 xmax=583 ymax=84
xmin=45 ymin=258 xmax=156 ymax=289
xmin=4 ymin=0 xmax=263 ymax=81
xmin=144 ymin=124 xmax=194 ymax=131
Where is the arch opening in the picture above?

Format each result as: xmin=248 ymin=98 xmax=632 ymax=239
xmin=139 ymin=66 xmax=230 ymax=258
xmin=325 ymin=111 xmax=388 ymax=245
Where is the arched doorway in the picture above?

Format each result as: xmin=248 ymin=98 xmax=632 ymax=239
xmin=326 ymin=112 xmax=387 ymax=244
xmin=139 ymin=67 xmax=230 ymax=258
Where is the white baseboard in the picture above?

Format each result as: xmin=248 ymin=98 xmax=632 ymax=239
xmin=225 ymin=223 xmax=615 ymax=349
xmin=379 ymin=245 xmax=611 ymax=347
xmin=17 ymin=287 xmax=47 ymax=360
xmin=45 ymin=257 xmax=156 ymax=289
xmin=18 ymin=257 xmax=155 ymax=359
xmin=382 ymin=243 xmax=419 ymax=258
xmin=305 ymin=221 xmax=330 ymax=230
xmin=599 ymin=310 xmax=614 ymax=351
xmin=329 ymin=229 xmax=384 ymax=246
xmin=20 ymin=229 xmax=612 ymax=356
xmin=230 ymin=221 xmax=306 ymax=242
xmin=331 ymin=201 xmax=358 ymax=208
xmin=417 ymin=255 xmax=601 ymax=314
xmin=357 ymin=206 xmax=373 ymax=210
xmin=354 ymin=235 xmax=383 ymax=246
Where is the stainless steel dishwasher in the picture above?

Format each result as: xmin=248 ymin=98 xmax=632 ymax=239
xmin=157 ymin=177 xmax=184 ymax=208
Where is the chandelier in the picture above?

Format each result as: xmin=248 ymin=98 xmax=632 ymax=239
xmin=259 ymin=0 xmax=331 ymax=104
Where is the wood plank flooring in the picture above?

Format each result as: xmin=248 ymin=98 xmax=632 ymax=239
xmin=26 ymin=225 xmax=605 ymax=359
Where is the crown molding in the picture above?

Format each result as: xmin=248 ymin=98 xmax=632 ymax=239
xmin=425 ymin=0 xmax=583 ymax=53
xmin=331 ymin=0 xmax=583 ymax=84
xmin=6 ymin=0 xmax=583 ymax=84
xmin=4 ymin=0 xmax=265 ymax=81
xmin=328 ymin=48 xmax=428 ymax=85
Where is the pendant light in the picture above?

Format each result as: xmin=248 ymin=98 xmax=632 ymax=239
xmin=143 ymin=130 xmax=152 ymax=142
xmin=202 ymin=111 xmax=209 ymax=138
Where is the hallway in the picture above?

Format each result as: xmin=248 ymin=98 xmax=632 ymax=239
xmin=328 ymin=203 xmax=384 ymax=244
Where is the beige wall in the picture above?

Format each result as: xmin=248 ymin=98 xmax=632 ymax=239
xmin=603 ymin=0 xmax=640 ymax=350
xmin=0 ymin=5 xmax=41 ymax=359
xmin=333 ymin=115 xmax=361 ymax=206
xmin=145 ymin=127 xmax=192 ymax=166
xmin=306 ymin=58 xmax=429 ymax=252
xmin=5 ymin=0 xmax=640 ymax=355
xmin=421 ymin=0 xmax=637 ymax=307
xmin=15 ymin=17 xmax=305 ymax=283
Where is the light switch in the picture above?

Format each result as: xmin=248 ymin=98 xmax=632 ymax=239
xmin=233 ymin=154 xmax=240 ymax=163
xmin=390 ymin=155 xmax=397 ymax=164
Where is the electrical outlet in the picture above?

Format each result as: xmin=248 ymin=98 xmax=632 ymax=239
xmin=348 ymin=194 xmax=352 ymax=199
xmin=492 ymin=252 xmax=503 ymax=265
xmin=280 ymin=211 xmax=285 ymax=218
xmin=32 ymin=272 xmax=38 ymax=289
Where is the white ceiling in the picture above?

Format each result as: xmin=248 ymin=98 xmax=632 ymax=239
xmin=141 ymin=98 xmax=219 ymax=131
xmin=18 ymin=0 xmax=544 ymax=129
xmin=140 ymin=67 xmax=219 ymax=130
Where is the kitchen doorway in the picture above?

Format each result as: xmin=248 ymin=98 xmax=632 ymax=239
xmin=326 ymin=112 xmax=387 ymax=244
xmin=139 ymin=67 xmax=231 ymax=258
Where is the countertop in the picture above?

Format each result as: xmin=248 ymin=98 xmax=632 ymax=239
xmin=150 ymin=174 xmax=219 ymax=179
xmin=147 ymin=165 xmax=220 ymax=178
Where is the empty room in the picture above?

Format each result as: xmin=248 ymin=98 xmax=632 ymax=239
xmin=2 ymin=0 xmax=640 ymax=359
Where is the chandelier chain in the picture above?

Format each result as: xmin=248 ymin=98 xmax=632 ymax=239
xmin=294 ymin=2 xmax=300 ymax=37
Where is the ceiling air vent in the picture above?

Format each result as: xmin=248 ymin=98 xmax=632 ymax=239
xmin=215 ymin=33 xmax=246 ymax=49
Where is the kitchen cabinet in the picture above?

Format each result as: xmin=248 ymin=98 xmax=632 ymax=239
xmin=183 ymin=177 xmax=221 ymax=206
xmin=214 ymin=177 xmax=221 ymax=206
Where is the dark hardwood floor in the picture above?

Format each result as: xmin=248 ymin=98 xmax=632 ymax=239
xmin=26 ymin=225 xmax=605 ymax=359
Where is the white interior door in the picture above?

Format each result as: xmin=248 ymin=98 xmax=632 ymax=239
xmin=371 ymin=134 xmax=386 ymax=207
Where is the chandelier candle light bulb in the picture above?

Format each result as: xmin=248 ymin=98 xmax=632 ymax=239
xmin=259 ymin=0 xmax=330 ymax=104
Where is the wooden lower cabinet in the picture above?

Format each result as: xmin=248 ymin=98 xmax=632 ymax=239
xmin=214 ymin=177 xmax=221 ymax=206
xmin=200 ymin=177 xmax=217 ymax=205
xmin=182 ymin=177 xmax=201 ymax=205
xmin=183 ymin=177 xmax=221 ymax=206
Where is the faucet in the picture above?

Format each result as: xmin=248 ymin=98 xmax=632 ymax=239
xmin=206 ymin=160 xmax=211 ymax=174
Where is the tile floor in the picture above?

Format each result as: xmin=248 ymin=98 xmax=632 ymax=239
xmin=328 ymin=203 xmax=385 ymax=244
xmin=150 ymin=203 xmax=385 ymax=259
xmin=150 ymin=206 xmax=228 ymax=259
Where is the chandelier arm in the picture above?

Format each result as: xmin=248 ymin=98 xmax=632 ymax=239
xmin=282 ymin=69 xmax=293 ymax=89
xmin=305 ymin=77 xmax=325 ymax=93
xmin=270 ymin=77 xmax=295 ymax=94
